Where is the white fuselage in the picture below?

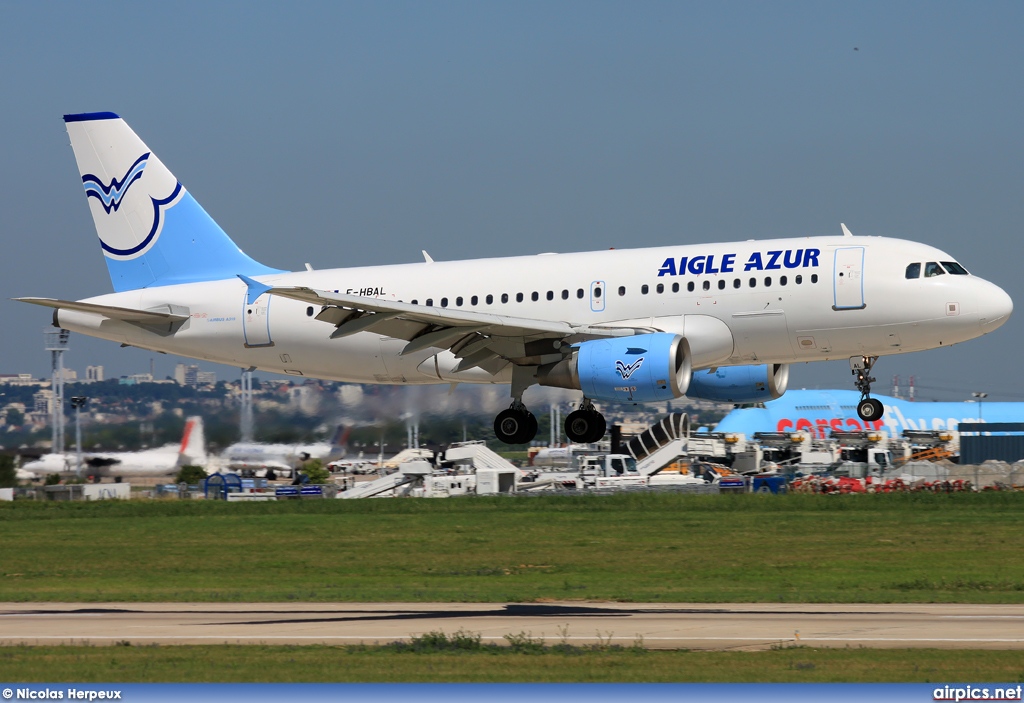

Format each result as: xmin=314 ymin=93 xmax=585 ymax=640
xmin=223 ymin=441 xmax=341 ymax=471
xmin=55 ymin=235 xmax=1012 ymax=388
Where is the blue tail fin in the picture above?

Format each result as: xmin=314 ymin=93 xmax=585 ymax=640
xmin=64 ymin=112 xmax=282 ymax=292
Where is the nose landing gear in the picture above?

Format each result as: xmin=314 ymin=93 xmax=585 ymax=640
xmin=852 ymin=355 xmax=884 ymax=422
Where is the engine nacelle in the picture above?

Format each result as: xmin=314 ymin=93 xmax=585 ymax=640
xmin=537 ymin=332 xmax=691 ymax=403
xmin=686 ymin=363 xmax=790 ymax=403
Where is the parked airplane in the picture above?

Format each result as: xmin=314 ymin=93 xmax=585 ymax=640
xmin=17 ymin=113 xmax=1013 ymax=444
xmin=714 ymin=389 xmax=1024 ymax=438
xmin=20 ymin=416 xmax=206 ymax=478
xmin=221 ymin=425 xmax=349 ymax=475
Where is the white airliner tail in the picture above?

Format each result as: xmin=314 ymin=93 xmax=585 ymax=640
xmin=63 ymin=112 xmax=281 ymax=292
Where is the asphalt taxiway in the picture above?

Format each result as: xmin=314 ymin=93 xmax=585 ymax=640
xmin=2 ymin=602 xmax=1023 ymax=649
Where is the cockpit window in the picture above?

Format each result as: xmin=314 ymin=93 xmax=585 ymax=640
xmin=941 ymin=261 xmax=969 ymax=275
xmin=905 ymin=263 xmax=921 ymax=279
xmin=924 ymin=262 xmax=945 ymax=277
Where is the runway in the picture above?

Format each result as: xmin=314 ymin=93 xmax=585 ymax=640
xmin=2 ymin=602 xmax=1023 ymax=650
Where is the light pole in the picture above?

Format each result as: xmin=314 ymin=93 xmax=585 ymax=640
xmin=972 ymin=392 xmax=988 ymax=422
xmin=70 ymin=396 xmax=87 ymax=478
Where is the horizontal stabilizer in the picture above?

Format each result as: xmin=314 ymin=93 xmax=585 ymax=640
xmin=14 ymin=297 xmax=189 ymax=323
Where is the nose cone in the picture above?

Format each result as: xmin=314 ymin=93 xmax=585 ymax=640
xmin=979 ymin=282 xmax=1013 ymax=334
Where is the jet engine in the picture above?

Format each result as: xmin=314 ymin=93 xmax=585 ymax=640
xmin=686 ymin=363 xmax=790 ymax=403
xmin=537 ymin=332 xmax=691 ymax=403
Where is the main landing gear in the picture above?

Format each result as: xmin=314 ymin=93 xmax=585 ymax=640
xmin=852 ymin=355 xmax=884 ymax=422
xmin=493 ymin=398 xmax=608 ymax=445
xmin=494 ymin=401 xmax=538 ymax=445
xmin=564 ymin=399 xmax=606 ymax=444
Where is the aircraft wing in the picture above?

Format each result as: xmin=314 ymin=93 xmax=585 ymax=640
xmin=265 ymin=285 xmax=651 ymax=373
xmin=15 ymin=298 xmax=190 ymax=324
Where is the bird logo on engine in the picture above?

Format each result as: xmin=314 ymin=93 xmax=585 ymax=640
xmin=615 ymin=357 xmax=644 ymax=380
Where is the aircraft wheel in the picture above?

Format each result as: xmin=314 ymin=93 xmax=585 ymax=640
xmin=586 ymin=412 xmax=607 ymax=443
xmin=565 ymin=409 xmax=600 ymax=443
xmin=525 ymin=411 xmax=538 ymax=443
xmin=494 ymin=408 xmax=537 ymax=445
xmin=857 ymin=397 xmax=884 ymax=422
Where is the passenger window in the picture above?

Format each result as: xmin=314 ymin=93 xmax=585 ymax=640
xmin=441 ymin=297 xmax=448 ymax=307
xmin=718 ymin=280 xmax=725 ymax=290
xmin=702 ymin=280 xmax=710 ymax=291
xmin=531 ymin=291 xmax=539 ymax=301
xmin=905 ymin=263 xmax=921 ymax=279
xmin=593 ymin=287 xmax=602 ymax=298
xmin=618 ymin=286 xmax=626 ymax=296
xmin=687 ymin=282 xmax=694 ymax=292
xmin=641 ymin=284 xmax=649 ymax=295
xmin=764 ymin=277 xmax=771 ymax=287
xmin=516 ymin=292 xmax=524 ymax=303
xmin=733 ymin=279 xmax=740 ymax=289
xmin=811 ymin=274 xmax=818 ymax=283
xmin=562 ymin=290 xmax=569 ymax=300
xmin=576 ymin=288 xmax=585 ymax=299
xmin=471 ymin=295 xmax=478 ymax=305
xmin=749 ymin=278 xmax=756 ymax=288
xmin=486 ymin=294 xmax=493 ymax=304
xmin=941 ymin=261 xmax=969 ymax=275
xmin=546 ymin=291 xmax=554 ymax=300
xmin=795 ymin=275 xmax=802 ymax=284
xmin=501 ymin=293 xmax=509 ymax=303
xmin=656 ymin=283 xmax=664 ymax=294
xmin=411 ymin=299 xmax=418 ymax=305
xmin=780 ymin=276 xmax=787 ymax=286
xmin=425 ymin=298 xmax=433 ymax=306
xmin=456 ymin=296 xmax=463 ymax=306
xmin=671 ymin=282 xmax=679 ymax=293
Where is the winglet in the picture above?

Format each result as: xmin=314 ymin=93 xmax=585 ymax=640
xmin=422 ymin=250 xmax=434 ymax=263
xmin=238 ymin=274 xmax=272 ymax=304
xmin=841 ymin=223 xmax=853 ymax=237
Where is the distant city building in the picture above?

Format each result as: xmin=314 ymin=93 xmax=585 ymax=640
xmin=196 ymin=371 xmax=217 ymax=386
xmin=0 ymin=373 xmax=44 ymax=387
xmin=175 ymin=363 xmax=200 ymax=387
xmin=33 ymin=389 xmax=54 ymax=414
xmin=119 ymin=373 xmax=154 ymax=385
xmin=86 ymin=365 xmax=104 ymax=382
xmin=57 ymin=368 xmax=77 ymax=382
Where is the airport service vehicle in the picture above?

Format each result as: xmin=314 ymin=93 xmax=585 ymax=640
xmin=20 ymin=416 xmax=205 ymax=478
xmin=17 ymin=113 xmax=1013 ymax=444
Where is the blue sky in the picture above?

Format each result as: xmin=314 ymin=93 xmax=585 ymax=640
xmin=1 ymin=1 xmax=1022 ymax=400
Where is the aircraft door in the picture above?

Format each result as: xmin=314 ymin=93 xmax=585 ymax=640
xmin=242 ymin=292 xmax=274 ymax=347
xmin=833 ymin=247 xmax=865 ymax=310
xmin=590 ymin=280 xmax=606 ymax=313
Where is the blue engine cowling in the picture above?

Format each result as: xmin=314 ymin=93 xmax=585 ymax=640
xmin=686 ymin=363 xmax=790 ymax=403
xmin=536 ymin=332 xmax=692 ymax=403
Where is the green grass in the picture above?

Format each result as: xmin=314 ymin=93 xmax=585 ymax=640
xmin=1 ymin=492 xmax=1022 ymax=603
xmin=1 ymin=644 xmax=1023 ymax=682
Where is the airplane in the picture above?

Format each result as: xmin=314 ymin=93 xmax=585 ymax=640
xmin=221 ymin=425 xmax=349 ymax=475
xmin=714 ymin=389 xmax=1024 ymax=439
xmin=20 ymin=416 xmax=206 ymax=478
xmin=16 ymin=112 xmax=1013 ymax=445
